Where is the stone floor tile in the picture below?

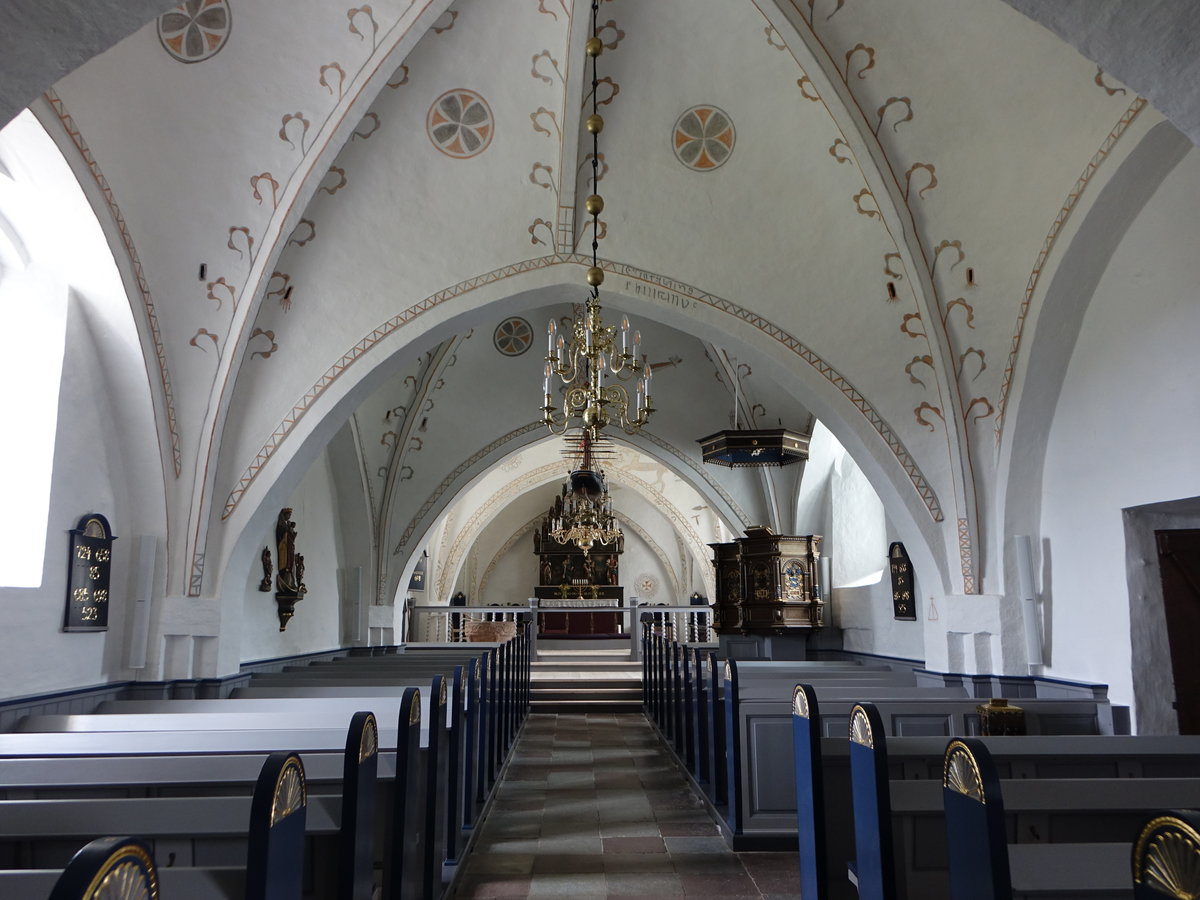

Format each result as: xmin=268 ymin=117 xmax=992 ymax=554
xmin=538 ymin=834 xmax=603 ymax=854
xmin=678 ymin=871 xmax=760 ymax=895
xmin=454 ymin=712 xmax=794 ymax=900
xmin=664 ymin=836 xmax=730 ymax=855
xmin=476 ymin=836 xmax=541 ymax=855
xmin=603 ymin=871 xmax=685 ymax=896
xmin=602 ymin=836 xmax=666 ymax=854
xmin=738 ymin=853 xmax=800 ymax=877
xmin=468 ymin=853 xmax=536 ymax=875
xmin=455 ymin=874 xmax=531 ymax=898
xmin=658 ymin=821 xmax=719 ymax=837
xmin=532 ymin=852 xmax=605 ymax=874
xmin=598 ymin=820 xmax=661 ymax=838
xmin=526 ymin=872 xmax=608 ymax=897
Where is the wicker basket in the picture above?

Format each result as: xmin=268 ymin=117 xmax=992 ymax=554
xmin=464 ymin=618 xmax=517 ymax=642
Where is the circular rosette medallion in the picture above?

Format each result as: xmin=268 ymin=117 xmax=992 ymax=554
xmin=427 ymin=89 xmax=495 ymax=159
xmin=158 ymin=0 xmax=231 ymax=63
xmin=673 ymin=106 xmax=735 ymax=171
xmin=637 ymin=574 xmax=659 ymax=598
xmin=493 ymin=317 xmax=533 ymax=357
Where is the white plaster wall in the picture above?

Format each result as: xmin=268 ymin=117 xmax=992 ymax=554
xmin=479 ymin=540 xmax=538 ymax=609
xmin=0 ymin=110 xmax=165 ymax=698
xmin=0 ymin=295 xmax=156 ymax=696
xmin=620 ymin=532 xmax=675 ymax=606
xmin=795 ymin=421 xmax=838 ymax=538
xmin=826 ymin=438 xmax=926 ymax=661
xmin=238 ymin=450 xmax=343 ymax=663
xmin=1040 ymin=148 xmax=1200 ymax=713
xmin=830 ymin=451 xmax=887 ymax=587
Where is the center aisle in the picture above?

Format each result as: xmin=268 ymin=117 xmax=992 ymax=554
xmin=453 ymin=713 xmax=800 ymax=899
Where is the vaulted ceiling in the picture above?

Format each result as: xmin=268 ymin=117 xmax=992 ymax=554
xmin=4 ymin=0 xmax=1191 ymax=608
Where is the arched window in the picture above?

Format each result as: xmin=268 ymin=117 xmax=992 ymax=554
xmin=0 ymin=112 xmax=93 ymax=587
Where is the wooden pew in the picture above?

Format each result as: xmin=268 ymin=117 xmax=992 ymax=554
xmin=1 ymin=694 xmax=426 ymax=900
xmin=791 ymin=685 xmax=1200 ymax=900
xmin=35 ymin=682 xmax=449 ymax=900
xmin=792 ymin=684 xmax=827 ymax=900
xmin=0 ymin=751 xmax=311 ymax=900
xmin=401 ymin=626 xmax=530 ymax=747
xmin=105 ymin=678 xmax=479 ymax=858
xmin=295 ymin=652 xmax=492 ymax=813
xmin=670 ymin=649 xmax=894 ymax=812
xmin=329 ymin=644 xmax=522 ymax=784
xmin=851 ymin=707 xmax=1200 ymax=900
xmin=241 ymin=659 xmax=484 ymax=852
xmin=723 ymin=663 xmax=1116 ymax=851
xmin=724 ymin=660 xmax=964 ymax=845
xmin=350 ymin=628 xmax=530 ymax=759
xmin=248 ymin=752 xmax=309 ymax=900
xmin=700 ymin=657 xmax=921 ymax=835
xmin=119 ymin=663 xmax=476 ymax=863
xmin=241 ymin=662 xmax=470 ymax=897
xmin=1130 ymin=809 xmax=1200 ymax=899
xmin=942 ymin=740 xmax=1200 ymax=900
xmin=46 ymin=836 xmax=159 ymax=900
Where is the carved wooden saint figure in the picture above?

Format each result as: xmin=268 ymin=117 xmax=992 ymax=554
xmin=276 ymin=508 xmax=300 ymax=596
xmin=273 ymin=508 xmax=306 ymax=631
xmin=258 ymin=547 xmax=272 ymax=592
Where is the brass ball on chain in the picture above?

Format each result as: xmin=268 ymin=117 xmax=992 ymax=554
xmin=585 ymin=37 xmax=603 ymax=57
xmin=586 ymin=113 xmax=604 ymax=134
xmin=586 ymin=266 xmax=605 ymax=287
xmin=583 ymin=403 xmax=608 ymax=429
xmin=585 ymin=194 xmax=604 ymax=215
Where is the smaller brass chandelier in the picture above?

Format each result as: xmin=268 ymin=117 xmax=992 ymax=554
xmin=548 ymin=434 xmax=623 ymax=554
xmin=540 ymin=2 xmax=653 ymax=444
xmin=548 ymin=477 xmax=621 ymax=555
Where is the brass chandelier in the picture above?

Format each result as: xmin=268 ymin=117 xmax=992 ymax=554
xmin=547 ymin=433 xmax=622 ymax=555
xmin=548 ymin=470 xmax=621 ymax=555
xmin=541 ymin=1 xmax=653 ymax=445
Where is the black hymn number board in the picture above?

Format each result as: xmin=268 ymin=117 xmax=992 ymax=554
xmin=889 ymin=541 xmax=916 ymax=620
xmin=64 ymin=514 xmax=116 ymax=632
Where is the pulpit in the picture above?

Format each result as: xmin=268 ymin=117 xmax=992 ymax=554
xmin=710 ymin=526 xmax=824 ymax=635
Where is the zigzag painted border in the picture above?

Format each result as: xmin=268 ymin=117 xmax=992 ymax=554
xmin=957 ymin=517 xmax=975 ymax=595
xmin=392 ymin=421 xmax=543 ymax=552
xmin=222 ymin=254 xmax=943 ymax=524
xmin=636 ymin=431 xmax=752 ymax=527
xmin=995 ymin=97 xmax=1147 ymax=444
xmin=45 ymin=89 xmax=183 ymax=477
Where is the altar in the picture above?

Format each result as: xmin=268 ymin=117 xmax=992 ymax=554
xmin=535 ymin=595 xmax=625 ymax=636
xmin=533 ymin=498 xmax=625 ymax=637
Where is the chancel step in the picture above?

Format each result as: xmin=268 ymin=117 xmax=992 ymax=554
xmin=530 ymin=654 xmax=642 ymax=713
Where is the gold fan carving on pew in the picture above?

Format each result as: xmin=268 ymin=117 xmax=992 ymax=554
xmin=943 ymin=741 xmax=985 ymax=804
xmin=410 ymin=690 xmax=422 ymax=726
xmin=271 ymin=755 xmax=307 ymax=825
xmin=849 ymin=706 xmax=874 ymax=748
xmin=792 ymin=685 xmax=810 ymax=718
xmin=86 ymin=844 xmax=158 ymax=900
xmin=360 ymin=713 xmax=379 ymax=762
xmin=440 ymin=678 xmax=448 ymax=706
xmin=1135 ymin=816 xmax=1200 ymax=897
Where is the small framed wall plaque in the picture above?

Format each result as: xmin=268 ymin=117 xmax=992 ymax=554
xmin=888 ymin=541 xmax=916 ymax=620
xmin=64 ymin=514 xmax=116 ymax=632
